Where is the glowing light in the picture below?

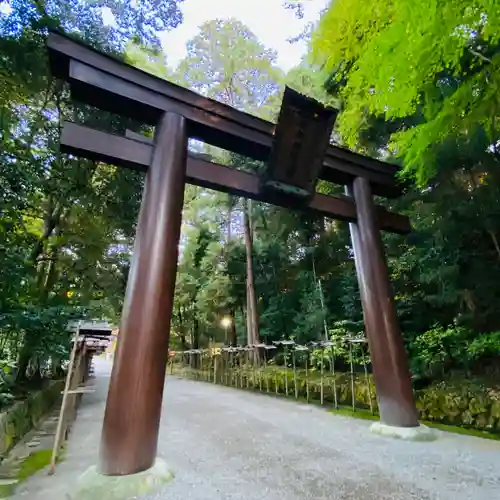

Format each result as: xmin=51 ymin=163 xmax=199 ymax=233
xmin=221 ymin=317 xmax=232 ymax=328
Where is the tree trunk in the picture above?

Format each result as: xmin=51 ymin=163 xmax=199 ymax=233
xmin=177 ymin=309 xmax=187 ymax=350
xmin=487 ymin=229 xmax=500 ymax=262
xmin=17 ymin=343 xmax=32 ymax=382
xmin=227 ymin=198 xmax=233 ymax=242
xmin=229 ymin=309 xmax=237 ymax=345
xmin=226 ymin=198 xmax=237 ymax=345
xmin=40 ymin=225 xmax=63 ymax=301
xmin=243 ymin=199 xmax=259 ymax=345
xmin=51 ymin=356 xmax=65 ymax=378
xmin=246 ymin=290 xmax=253 ymax=345
xmin=31 ymin=200 xmax=61 ymax=264
xmin=191 ymin=317 xmax=200 ymax=368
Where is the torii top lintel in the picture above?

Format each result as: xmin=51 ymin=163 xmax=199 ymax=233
xmin=47 ymin=31 xmax=402 ymax=199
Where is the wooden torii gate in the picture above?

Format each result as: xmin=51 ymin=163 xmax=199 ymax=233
xmin=47 ymin=31 xmax=419 ymax=477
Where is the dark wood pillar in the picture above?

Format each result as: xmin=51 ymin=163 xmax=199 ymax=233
xmin=347 ymin=177 xmax=418 ymax=428
xmin=98 ymin=112 xmax=188 ymax=476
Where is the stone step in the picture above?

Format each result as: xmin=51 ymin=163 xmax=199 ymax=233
xmin=0 ymin=469 xmax=20 ymax=480
xmin=0 ymin=478 xmax=18 ymax=485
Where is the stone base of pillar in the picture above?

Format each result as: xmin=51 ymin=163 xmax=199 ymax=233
xmin=370 ymin=422 xmax=437 ymax=442
xmin=68 ymin=459 xmax=174 ymax=500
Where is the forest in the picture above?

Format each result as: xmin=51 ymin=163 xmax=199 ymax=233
xmin=1 ymin=0 xmax=500 ymax=429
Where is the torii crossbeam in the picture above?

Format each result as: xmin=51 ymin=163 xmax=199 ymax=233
xmin=47 ymin=31 xmax=419 ymax=478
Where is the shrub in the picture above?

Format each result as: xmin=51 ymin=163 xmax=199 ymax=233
xmin=415 ymin=378 xmax=500 ymax=431
xmin=409 ymin=324 xmax=471 ymax=381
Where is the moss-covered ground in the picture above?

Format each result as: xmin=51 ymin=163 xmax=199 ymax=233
xmin=0 ymin=448 xmax=65 ymax=498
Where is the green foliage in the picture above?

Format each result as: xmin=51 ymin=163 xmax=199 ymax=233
xmin=468 ymin=331 xmax=500 ymax=360
xmin=0 ymin=362 xmax=16 ymax=407
xmin=177 ymin=19 xmax=284 ymax=120
xmin=410 ymin=324 xmax=471 ymax=381
xmin=304 ymin=2 xmax=500 ymax=389
xmin=0 ymin=0 xmax=184 ymax=382
xmin=312 ymin=0 xmax=500 ymax=183
xmin=416 ymin=377 xmax=500 ymax=431
xmin=410 ymin=325 xmax=500 ymax=382
xmin=0 ymin=0 xmax=183 ymax=52
xmin=285 ymin=64 xmax=338 ymax=109
xmin=2 ymin=0 xmax=500 ymax=430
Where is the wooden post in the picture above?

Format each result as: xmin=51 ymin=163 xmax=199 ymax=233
xmin=49 ymin=330 xmax=81 ymax=475
xmin=347 ymin=178 xmax=418 ymax=428
xmin=98 ymin=112 xmax=188 ymax=476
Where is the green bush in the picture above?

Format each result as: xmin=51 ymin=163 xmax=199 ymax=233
xmin=409 ymin=325 xmax=500 ymax=383
xmin=467 ymin=331 xmax=500 ymax=361
xmin=415 ymin=378 xmax=500 ymax=431
xmin=0 ymin=361 xmax=16 ymax=409
xmin=409 ymin=325 xmax=470 ymax=381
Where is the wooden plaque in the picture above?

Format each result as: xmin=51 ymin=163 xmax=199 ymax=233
xmin=263 ymin=86 xmax=338 ymax=199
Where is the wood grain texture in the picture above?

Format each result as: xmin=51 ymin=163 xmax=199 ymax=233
xmin=60 ymin=122 xmax=410 ymax=234
xmin=98 ymin=113 xmax=188 ymax=475
xmin=347 ymin=179 xmax=418 ymax=428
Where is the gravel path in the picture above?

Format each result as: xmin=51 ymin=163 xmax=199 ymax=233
xmin=14 ymin=357 xmax=500 ymax=499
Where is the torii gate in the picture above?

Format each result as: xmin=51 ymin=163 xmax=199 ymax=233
xmin=47 ymin=32 xmax=420 ymax=477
